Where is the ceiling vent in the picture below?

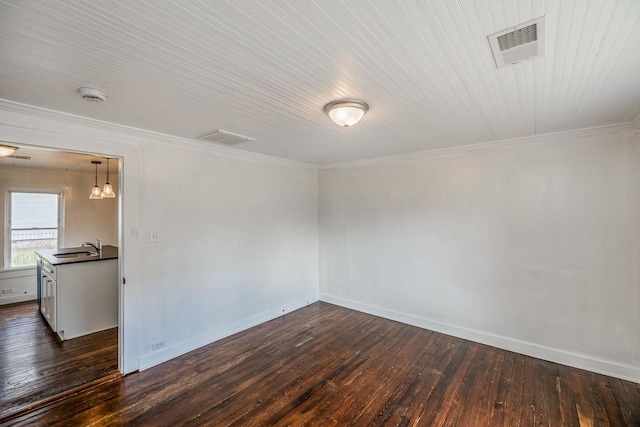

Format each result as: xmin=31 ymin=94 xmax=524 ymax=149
xmin=198 ymin=129 xmax=255 ymax=145
xmin=488 ymin=16 xmax=545 ymax=68
xmin=8 ymin=155 xmax=31 ymax=160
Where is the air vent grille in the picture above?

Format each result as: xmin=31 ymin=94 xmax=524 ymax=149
xmin=497 ymin=24 xmax=537 ymax=51
xmin=8 ymin=155 xmax=31 ymax=160
xmin=198 ymin=129 xmax=255 ymax=145
xmin=488 ymin=17 xmax=545 ymax=68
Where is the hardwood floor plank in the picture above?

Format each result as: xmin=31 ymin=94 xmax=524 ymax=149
xmin=226 ymin=315 xmax=404 ymax=425
xmin=395 ymin=335 xmax=464 ymax=426
xmin=541 ymin=361 xmax=563 ymax=425
xmin=609 ymin=377 xmax=640 ymax=426
xmin=487 ymin=350 xmax=516 ymax=425
xmin=4 ymin=302 xmax=639 ymax=426
xmin=0 ymin=301 xmax=118 ymax=421
xmin=333 ymin=330 xmax=441 ymax=425
xmin=468 ymin=347 xmax=504 ymax=426
xmin=411 ymin=340 xmax=476 ymax=425
xmin=277 ymin=324 xmax=431 ymax=426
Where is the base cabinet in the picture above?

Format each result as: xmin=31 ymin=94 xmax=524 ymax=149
xmin=38 ymin=259 xmax=117 ymax=340
xmin=40 ymin=259 xmax=57 ymax=331
xmin=41 ymin=273 xmax=57 ymax=331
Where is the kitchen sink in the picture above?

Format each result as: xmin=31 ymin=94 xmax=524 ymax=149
xmin=53 ymin=251 xmax=98 ymax=259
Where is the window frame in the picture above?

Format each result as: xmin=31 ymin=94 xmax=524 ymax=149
xmin=5 ymin=189 xmax=65 ymax=270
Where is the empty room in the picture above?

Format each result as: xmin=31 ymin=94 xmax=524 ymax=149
xmin=0 ymin=0 xmax=638 ymax=425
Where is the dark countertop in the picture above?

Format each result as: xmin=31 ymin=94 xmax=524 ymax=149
xmin=36 ymin=245 xmax=118 ymax=266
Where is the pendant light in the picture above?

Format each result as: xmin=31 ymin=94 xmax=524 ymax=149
xmin=323 ymin=99 xmax=369 ymax=127
xmin=101 ymin=158 xmax=116 ymax=198
xmin=89 ymin=160 xmax=103 ymax=199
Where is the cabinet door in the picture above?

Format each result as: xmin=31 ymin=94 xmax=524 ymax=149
xmin=49 ymin=279 xmax=57 ymax=331
xmin=40 ymin=276 xmax=49 ymax=318
xmin=40 ymin=276 xmax=57 ymax=332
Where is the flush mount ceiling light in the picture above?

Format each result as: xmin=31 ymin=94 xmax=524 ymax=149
xmin=78 ymin=87 xmax=106 ymax=102
xmin=0 ymin=143 xmax=18 ymax=157
xmin=90 ymin=160 xmax=103 ymax=199
xmin=101 ymin=158 xmax=116 ymax=198
xmin=323 ymin=99 xmax=369 ymax=127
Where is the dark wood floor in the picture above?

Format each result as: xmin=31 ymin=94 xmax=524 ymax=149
xmin=0 ymin=301 xmax=118 ymax=421
xmin=6 ymin=302 xmax=640 ymax=426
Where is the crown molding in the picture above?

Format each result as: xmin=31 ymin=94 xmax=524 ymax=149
xmin=319 ymin=120 xmax=640 ymax=170
xmin=3 ymin=99 xmax=638 ymax=172
xmin=0 ymin=99 xmax=316 ymax=170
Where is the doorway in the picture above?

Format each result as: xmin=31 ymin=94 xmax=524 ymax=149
xmin=0 ymin=146 xmax=123 ymax=420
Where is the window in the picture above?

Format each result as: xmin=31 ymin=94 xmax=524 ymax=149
xmin=8 ymin=192 xmax=62 ymax=268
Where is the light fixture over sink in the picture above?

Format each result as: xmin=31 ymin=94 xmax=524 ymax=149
xmin=89 ymin=160 xmax=103 ymax=200
xmin=101 ymin=158 xmax=116 ymax=198
xmin=323 ymin=99 xmax=369 ymax=127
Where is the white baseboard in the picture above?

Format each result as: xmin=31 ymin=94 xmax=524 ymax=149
xmin=320 ymin=293 xmax=640 ymax=383
xmin=0 ymin=292 xmax=36 ymax=305
xmin=139 ymin=295 xmax=319 ymax=370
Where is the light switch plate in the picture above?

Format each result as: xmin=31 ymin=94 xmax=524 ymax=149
xmin=149 ymin=231 xmax=158 ymax=243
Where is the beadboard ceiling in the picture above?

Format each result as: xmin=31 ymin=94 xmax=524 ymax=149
xmin=0 ymin=0 xmax=639 ymax=165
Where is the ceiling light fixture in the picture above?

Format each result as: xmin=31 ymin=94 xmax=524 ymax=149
xmin=78 ymin=87 xmax=106 ymax=103
xmin=90 ymin=160 xmax=103 ymax=200
xmin=323 ymin=99 xmax=369 ymax=127
xmin=0 ymin=144 xmax=18 ymax=157
xmin=101 ymin=158 xmax=116 ymax=198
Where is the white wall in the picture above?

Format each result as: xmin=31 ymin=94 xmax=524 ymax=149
xmin=319 ymin=129 xmax=640 ymax=382
xmin=0 ymin=165 xmax=118 ymax=304
xmin=137 ymin=142 xmax=319 ymax=368
xmin=0 ymin=101 xmax=319 ymax=373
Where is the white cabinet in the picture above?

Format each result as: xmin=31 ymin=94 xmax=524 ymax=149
xmin=40 ymin=260 xmax=57 ymax=331
xmin=57 ymin=259 xmax=117 ymax=340
xmin=38 ymin=258 xmax=117 ymax=340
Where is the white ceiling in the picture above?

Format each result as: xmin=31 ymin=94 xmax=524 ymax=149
xmin=1 ymin=0 xmax=639 ymax=165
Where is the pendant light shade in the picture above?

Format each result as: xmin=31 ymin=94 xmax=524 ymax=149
xmin=101 ymin=158 xmax=116 ymax=198
xmin=90 ymin=185 xmax=103 ymax=199
xmin=89 ymin=160 xmax=103 ymax=200
xmin=324 ymin=99 xmax=369 ymax=127
xmin=0 ymin=144 xmax=18 ymax=157
xmin=101 ymin=182 xmax=115 ymax=198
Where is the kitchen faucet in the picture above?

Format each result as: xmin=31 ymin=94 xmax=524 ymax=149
xmin=82 ymin=238 xmax=102 ymax=254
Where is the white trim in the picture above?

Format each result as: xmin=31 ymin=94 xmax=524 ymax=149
xmin=0 ymin=291 xmax=36 ymax=305
xmin=2 ymin=98 xmax=637 ymax=171
xmin=320 ymin=293 xmax=640 ymax=383
xmin=139 ymin=296 xmax=318 ymax=370
xmin=0 ymin=99 xmax=315 ymax=170
xmin=0 ymin=266 xmax=36 ymax=277
xmin=319 ymin=120 xmax=639 ymax=170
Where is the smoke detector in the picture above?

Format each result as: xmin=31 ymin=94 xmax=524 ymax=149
xmin=488 ymin=16 xmax=545 ymax=68
xmin=78 ymin=87 xmax=106 ymax=102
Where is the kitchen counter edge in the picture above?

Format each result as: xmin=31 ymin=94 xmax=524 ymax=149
xmin=35 ymin=245 xmax=119 ymax=266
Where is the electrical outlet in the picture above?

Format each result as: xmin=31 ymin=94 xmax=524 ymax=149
xmin=151 ymin=340 xmax=165 ymax=351
xmin=2 ymin=288 xmax=15 ymax=294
